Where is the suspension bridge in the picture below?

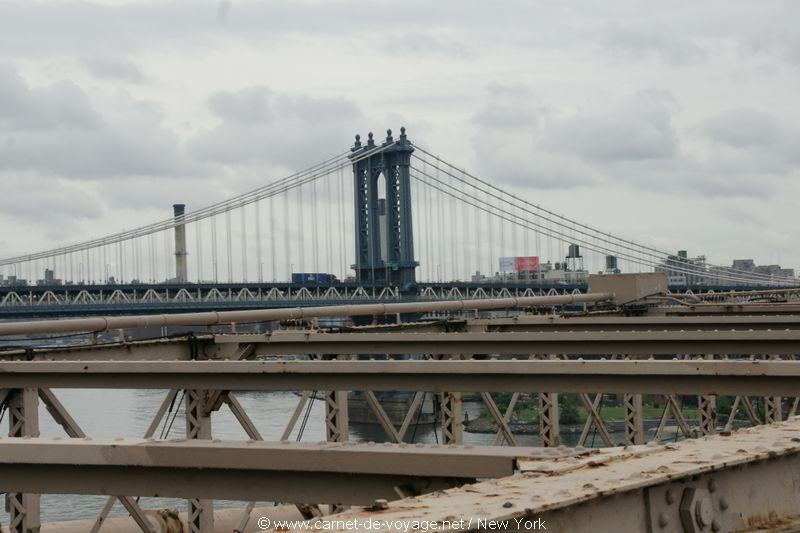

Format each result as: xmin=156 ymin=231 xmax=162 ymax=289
xmin=1 ymin=130 xmax=800 ymax=530
xmin=0 ymin=128 xmax=795 ymax=316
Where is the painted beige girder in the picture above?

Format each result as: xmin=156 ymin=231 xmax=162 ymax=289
xmin=286 ymin=418 xmax=800 ymax=532
xmin=0 ymin=360 xmax=797 ymax=395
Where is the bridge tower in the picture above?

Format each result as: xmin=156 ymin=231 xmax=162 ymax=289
xmin=350 ymin=128 xmax=418 ymax=286
xmin=173 ymin=204 xmax=188 ymax=283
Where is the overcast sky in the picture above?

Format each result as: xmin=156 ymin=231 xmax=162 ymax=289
xmin=1 ymin=0 xmax=799 ymax=270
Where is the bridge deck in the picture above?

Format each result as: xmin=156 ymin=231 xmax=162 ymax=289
xmin=297 ymin=418 xmax=800 ymax=532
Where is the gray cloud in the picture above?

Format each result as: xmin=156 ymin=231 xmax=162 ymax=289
xmin=208 ymin=86 xmax=272 ymax=124
xmin=0 ymin=63 xmax=100 ymax=130
xmin=471 ymin=83 xmax=596 ymax=190
xmin=190 ymin=86 xmax=363 ymax=168
xmin=216 ymin=0 xmax=232 ymax=25
xmin=383 ymin=32 xmax=474 ymax=59
xmin=0 ymin=64 xmax=197 ymax=179
xmin=694 ymin=108 xmax=800 ymax=180
xmin=0 ymin=173 xmax=104 ymax=232
xmin=546 ymin=90 xmax=679 ymax=163
xmin=700 ymin=108 xmax=787 ymax=149
xmin=598 ymin=24 xmax=707 ymax=65
xmin=81 ymin=56 xmax=144 ymax=82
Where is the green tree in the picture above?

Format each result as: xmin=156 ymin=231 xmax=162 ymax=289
xmin=560 ymin=393 xmax=581 ymax=425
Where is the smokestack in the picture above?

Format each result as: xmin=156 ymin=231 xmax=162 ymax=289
xmin=173 ymin=204 xmax=188 ymax=282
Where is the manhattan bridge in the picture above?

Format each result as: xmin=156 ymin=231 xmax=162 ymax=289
xmin=2 ymin=130 xmax=800 ymax=533
xmin=0 ymin=128 xmax=795 ymax=317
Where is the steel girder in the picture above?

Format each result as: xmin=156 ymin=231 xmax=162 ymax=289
xmin=0 ymin=360 xmax=797 ymax=396
xmin=0 ymin=439 xmax=571 ymax=505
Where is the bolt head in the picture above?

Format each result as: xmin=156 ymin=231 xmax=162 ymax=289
xmin=712 ymin=519 xmax=722 ymax=532
xmin=658 ymin=512 xmax=670 ymax=528
xmin=372 ymin=498 xmax=388 ymax=510
xmin=680 ymin=487 xmax=715 ymax=533
xmin=708 ymin=478 xmax=718 ymax=493
xmin=696 ymin=497 xmax=714 ymax=527
xmin=666 ymin=488 xmax=677 ymax=504
xmin=719 ymin=496 xmax=729 ymax=510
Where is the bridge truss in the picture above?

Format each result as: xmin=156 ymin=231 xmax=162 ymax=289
xmin=1 ymin=293 xmax=800 ymax=531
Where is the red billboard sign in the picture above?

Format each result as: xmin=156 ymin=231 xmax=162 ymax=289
xmin=515 ymin=256 xmax=539 ymax=271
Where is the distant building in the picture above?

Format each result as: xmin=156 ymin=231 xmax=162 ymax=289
xmin=657 ymin=251 xmax=797 ymax=286
xmin=36 ymin=268 xmax=62 ymax=286
xmin=730 ymin=258 xmax=795 ymax=284
xmin=655 ymin=250 xmax=708 ymax=286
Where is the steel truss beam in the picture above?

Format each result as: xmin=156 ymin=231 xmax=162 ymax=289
xmin=655 ymin=302 xmax=800 ymax=315
xmin=0 ymin=439 xmax=573 ymax=506
xmin=464 ymin=313 xmax=800 ymax=332
xmin=0 ymin=293 xmax=611 ymax=336
xmin=5 ymin=387 xmax=39 ymax=533
xmin=11 ymin=327 xmax=800 ymax=363
xmin=221 ymin=330 xmax=800 ymax=356
xmin=0 ymin=360 xmax=797 ymax=396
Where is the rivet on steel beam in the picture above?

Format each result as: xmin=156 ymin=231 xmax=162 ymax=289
xmin=665 ymin=488 xmax=677 ymax=505
xmin=658 ymin=512 xmax=670 ymax=528
xmin=719 ymin=496 xmax=729 ymax=510
xmin=372 ymin=499 xmax=388 ymax=510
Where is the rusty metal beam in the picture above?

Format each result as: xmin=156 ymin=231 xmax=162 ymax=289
xmin=0 ymin=294 xmax=612 ymax=337
xmin=0 ymin=360 xmax=797 ymax=396
xmin=653 ymin=302 xmax=800 ymax=315
xmin=223 ymin=330 xmax=800 ymax=356
xmin=10 ymin=325 xmax=800 ymax=363
xmin=299 ymin=419 xmax=800 ymax=532
xmin=464 ymin=314 xmax=800 ymax=332
xmin=0 ymin=439 xmax=574 ymax=505
xmin=0 ymin=336 xmax=226 ymax=362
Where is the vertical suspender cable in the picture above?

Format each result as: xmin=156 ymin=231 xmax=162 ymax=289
xmin=225 ymin=210 xmax=233 ymax=283
xmin=283 ymin=190 xmax=290 ymax=281
xmin=162 ymin=230 xmax=168 ymax=283
xmin=269 ymin=196 xmax=276 ymax=282
xmin=311 ymin=177 xmax=319 ymax=275
xmin=461 ymin=169 xmax=469 ymax=281
xmin=211 ymin=215 xmax=219 ymax=283
xmin=436 ymin=165 xmax=444 ymax=282
xmin=241 ymin=206 xmax=248 ymax=282
xmin=255 ymin=200 xmax=263 ymax=282
xmin=298 ymin=185 xmax=305 ymax=274
xmin=337 ymin=166 xmax=346 ymax=278
xmin=449 ymin=169 xmax=457 ymax=281
xmin=196 ymin=220 xmax=204 ymax=283
xmin=324 ymin=170 xmax=332 ymax=276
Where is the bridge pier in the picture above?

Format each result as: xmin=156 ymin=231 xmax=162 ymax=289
xmin=5 ymin=387 xmax=41 ymax=533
